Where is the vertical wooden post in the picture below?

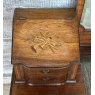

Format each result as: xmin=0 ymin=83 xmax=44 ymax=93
xmin=14 ymin=64 xmax=25 ymax=83
xmin=69 ymin=63 xmax=79 ymax=80
xmin=67 ymin=62 xmax=80 ymax=83
xmin=76 ymin=0 xmax=85 ymax=22
xmin=66 ymin=0 xmax=85 ymax=84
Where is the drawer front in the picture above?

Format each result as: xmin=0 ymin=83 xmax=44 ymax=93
xmin=14 ymin=64 xmax=69 ymax=85
xmin=23 ymin=65 xmax=69 ymax=75
xmin=23 ymin=65 xmax=69 ymax=85
xmin=24 ymin=73 xmax=67 ymax=85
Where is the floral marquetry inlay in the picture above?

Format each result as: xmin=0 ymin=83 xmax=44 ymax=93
xmin=14 ymin=19 xmax=79 ymax=60
xmin=29 ymin=31 xmax=62 ymax=53
xmin=13 ymin=8 xmax=80 ymax=62
xmin=16 ymin=20 xmax=72 ymax=54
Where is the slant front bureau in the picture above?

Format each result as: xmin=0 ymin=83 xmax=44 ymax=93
xmin=10 ymin=3 xmax=86 ymax=95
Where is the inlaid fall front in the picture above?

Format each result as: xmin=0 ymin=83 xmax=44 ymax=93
xmin=13 ymin=13 xmax=80 ymax=61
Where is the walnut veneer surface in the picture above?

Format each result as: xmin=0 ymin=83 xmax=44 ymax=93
xmin=12 ymin=8 xmax=80 ymax=67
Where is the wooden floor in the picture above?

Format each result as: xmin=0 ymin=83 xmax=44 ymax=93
xmin=3 ymin=55 xmax=91 ymax=95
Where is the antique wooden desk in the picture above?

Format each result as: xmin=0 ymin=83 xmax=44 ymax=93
xmin=10 ymin=2 xmax=86 ymax=95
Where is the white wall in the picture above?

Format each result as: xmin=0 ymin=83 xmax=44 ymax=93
xmin=81 ymin=0 xmax=91 ymax=29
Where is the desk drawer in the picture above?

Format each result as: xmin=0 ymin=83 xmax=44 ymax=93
xmin=24 ymin=73 xmax=67 ymax=85
xmin=14 ymin=64 xmax=69 ymax=85
xmin=23 ymin=65 xmax=69 ymax=75
xmin=23 ymin=66 xmax=68 ymax=85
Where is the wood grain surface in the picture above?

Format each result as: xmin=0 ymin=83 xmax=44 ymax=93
xmin=10 ymin=65 xmax=86 ymax=95
xmin=3 ymin=55 xmax=91 ymax=95
xmin=10 ymin=1 xmax=87 ymax=94
xmin=79 ymin=25 xmax=91 ymax=54
xmin=12 ymin=8 xmax=81 ymax=88
xmin=12 ymin=8 xmax=80 ymax=64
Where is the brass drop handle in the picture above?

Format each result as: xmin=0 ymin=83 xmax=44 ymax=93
xmin=42 ymin=78 xmax=50 ymax=81
xmin=41 ymin=69 xmax=50 ymax=74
